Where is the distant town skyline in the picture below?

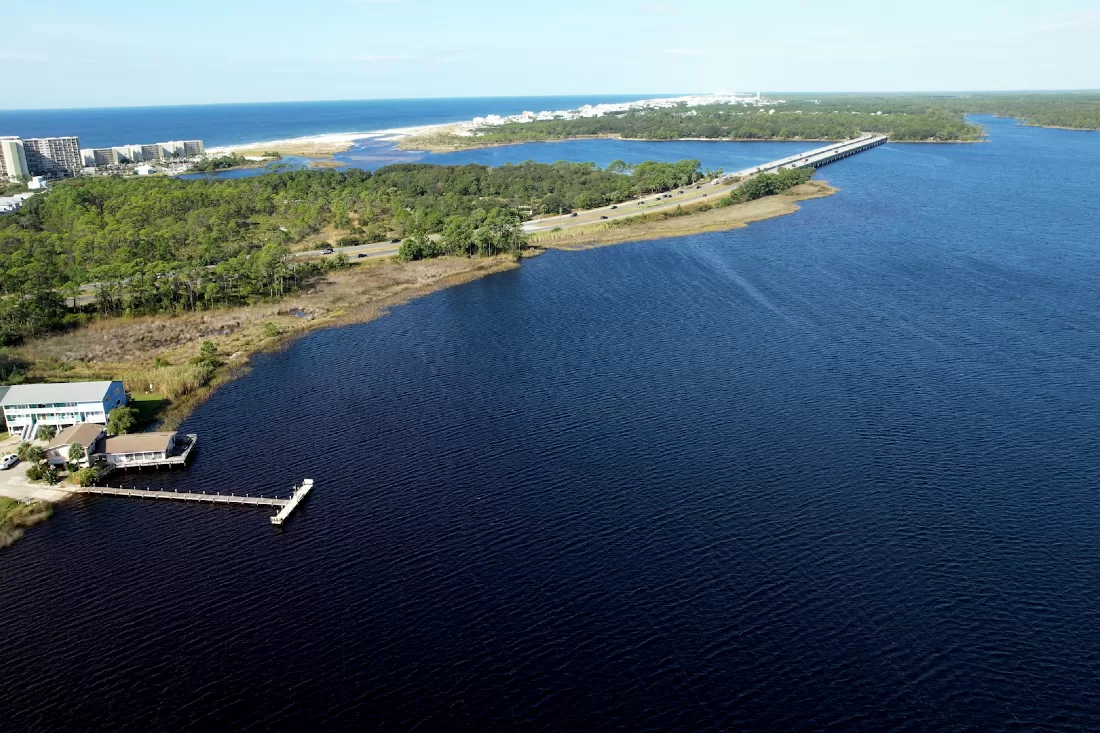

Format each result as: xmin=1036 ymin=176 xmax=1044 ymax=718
xmin=2 ymin=0 xmax=1098 ymax=110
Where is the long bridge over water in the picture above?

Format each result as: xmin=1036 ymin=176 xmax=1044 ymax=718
xmin=524 ymin=134 xmax=888 ymax=233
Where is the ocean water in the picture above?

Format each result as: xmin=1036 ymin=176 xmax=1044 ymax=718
xmin=2 ymin=117 xmax=1099 ymax=731
xmin=0 ymin=95 xmax=668 ymax=149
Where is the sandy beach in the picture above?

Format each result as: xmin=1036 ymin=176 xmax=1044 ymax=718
xmin=208 ymin=123 xmax=459 ymax=158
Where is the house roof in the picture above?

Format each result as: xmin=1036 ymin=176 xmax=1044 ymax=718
xmin=47 ymin=423 xmax=105 ymax=450
xmin=0 ymin=381 xmax=118 ymax=407
xmin=103 ymin=432 xmax=175 ymax=455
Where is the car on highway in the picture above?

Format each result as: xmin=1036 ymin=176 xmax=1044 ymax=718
xmin=571 ymin=212 xmax=578 ymax=217
xmin=600 ymin=215 xmax=608 ymax=220
xmin=679 ymin=190 xmax=684 ymax=194
xmin=321 ymin=247 xmax=333 ymax=255
xmin=390 ymin=238 xmax=401 ymax=243
xmin=357 ymin=253 xmax=367 ymax=258
xmin=1 ymin=454 xmax=17 ymax=470
xmin=610 ymin=205 xmax=617 ymax=209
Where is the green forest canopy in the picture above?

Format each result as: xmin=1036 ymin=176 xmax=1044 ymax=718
xmin=419 ymin=92 xmax=1100 ymax=148
xmin=0 ymin=159 xmax=707 ymax=344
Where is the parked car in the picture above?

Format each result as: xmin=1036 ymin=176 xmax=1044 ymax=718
xmin=1 ymin=454 xmax=17 ymax=470
xmin=321 ymin=247 xmax=334 ymax=254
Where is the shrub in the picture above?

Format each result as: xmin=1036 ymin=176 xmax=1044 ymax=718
xmin=43 ymin=467 xmax=62 ymax=485
xmin=73 ymin=467 xmax=101 ymax=487
xmin=337 ymin=235 xmax=362 ymax=247
xmin=107 ymin=405 xmax=138 ymax=435
xmin=262 ymin=322 xmax=282 ymax=339
xmin=25 ymin=464 xmax=43 ymax=481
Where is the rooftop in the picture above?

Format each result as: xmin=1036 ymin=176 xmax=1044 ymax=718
xmin=47 ymin=423 xmax=105 ymax=450
xmin=103 ymin=432 xmax=175 ymax=455
xmin=1 ymin=381 xmax=119 ymax=407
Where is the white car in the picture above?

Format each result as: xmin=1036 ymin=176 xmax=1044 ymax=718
xmin=1 ymin=454 xmax=17 ymax=470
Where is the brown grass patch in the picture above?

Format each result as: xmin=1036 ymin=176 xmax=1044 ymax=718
xmin=18 ymin=256 xmax=518 ymax=428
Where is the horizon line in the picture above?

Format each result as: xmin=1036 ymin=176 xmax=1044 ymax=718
xmin=2 ymin=89 xmax=1099 ymax=114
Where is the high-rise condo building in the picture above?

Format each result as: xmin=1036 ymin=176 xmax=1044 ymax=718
xmin=22 ymin=136 xmax=82 ymax=177
xmin=0 ymin=136 xmax=30 ymax=180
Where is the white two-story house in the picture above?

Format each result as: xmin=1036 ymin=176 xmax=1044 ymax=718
xmin=0 ymin=381 xmax=128 ymax=441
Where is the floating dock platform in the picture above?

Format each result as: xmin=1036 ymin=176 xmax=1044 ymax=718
xmin=270 ymin=478 xmax=314 ymax=525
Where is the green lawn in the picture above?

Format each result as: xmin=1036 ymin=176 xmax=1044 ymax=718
xmin=128 ymin=393 xmax=169 ymax=430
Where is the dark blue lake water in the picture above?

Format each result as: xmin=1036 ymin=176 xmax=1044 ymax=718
xmin=180 ymin=136 xmax=830 ymax=181
xmin=2 ymin=117 xmax=1099 ymax=732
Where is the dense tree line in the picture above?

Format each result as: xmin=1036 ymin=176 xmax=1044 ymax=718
xmin=189 ymin=154 xmax=252 ymax=172
xmin=417 ymin=93 xmax=1100 ymax=149
xmin=430 ymin=100 xmax=986 ymax=147
xmin=0 ymin=159 xmax=706 ymax=344
xmin=779 ymin=93 xmax=1100 ymax=131
xmin=722 ymin=168 xmax=814 ymax=205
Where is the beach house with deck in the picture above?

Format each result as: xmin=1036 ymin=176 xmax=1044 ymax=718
xmin=45 ymin=423 xmax=106 ymax=467
xmin=0 ymin=381 xmax=127 ymax=441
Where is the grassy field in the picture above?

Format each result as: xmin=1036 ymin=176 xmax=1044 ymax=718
xmin=128 ymin=393 xmax=170 ymax=430
xmin=0 ymin=498 xmax=53 ymax=550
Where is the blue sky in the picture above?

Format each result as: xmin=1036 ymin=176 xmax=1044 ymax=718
xmin=2 ymin=0 xmax=1098 ymax=109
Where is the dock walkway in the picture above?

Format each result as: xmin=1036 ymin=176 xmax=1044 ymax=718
xmin=76 ymin=485 xmax=287 ymax=506
xmin=73 ymin=478 xmax=315 ymax=525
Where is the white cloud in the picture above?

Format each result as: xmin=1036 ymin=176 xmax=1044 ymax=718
xmin=661 ymin=49 xmax=704 ymax=56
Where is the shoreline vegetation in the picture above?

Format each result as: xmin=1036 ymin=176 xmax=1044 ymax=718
xmin=1 ymin=159 xmax=824 ymax=437
xmin=196 ymin=93 xmax=1100 ymax=163
xmin=0 ymin=497 xmax=53 ymax=549
xmin=399 ymin=93 xmax=1100 ymax=152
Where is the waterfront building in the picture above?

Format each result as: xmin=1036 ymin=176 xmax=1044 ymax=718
xmin=113 ymin=144 xmax=144 ymax=163
xmin=140 ymin=144 xmax=162 ymax=162
xmin=23 ymin=136 xmax=83 ymax=177
xmin=45 ymin=423 xmax=105 ymax=467
xmin=0 ymin=381 xmax=128 ymax=441
xmin=101 ymin=432 xmax=182 ymax=467
xmin=91 ymin=148 xmax=119 ymax=166
xmin=0 ymin=136 xmax=30 ymax=181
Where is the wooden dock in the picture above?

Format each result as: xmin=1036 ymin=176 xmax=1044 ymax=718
xmin=74 ymin=478 xmax=315 ymax=525
xmin=271 ymin=479 xmax=314 ymax=525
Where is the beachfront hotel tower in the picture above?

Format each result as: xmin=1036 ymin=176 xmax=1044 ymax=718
xmin=22 ymin=136 xmax=83 ymax=177
xmin=0 ymin=137 xmax=30 ymax=181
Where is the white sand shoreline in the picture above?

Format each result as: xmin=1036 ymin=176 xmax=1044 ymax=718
xmin=205 ymin=122 xmax=458 ymax=156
